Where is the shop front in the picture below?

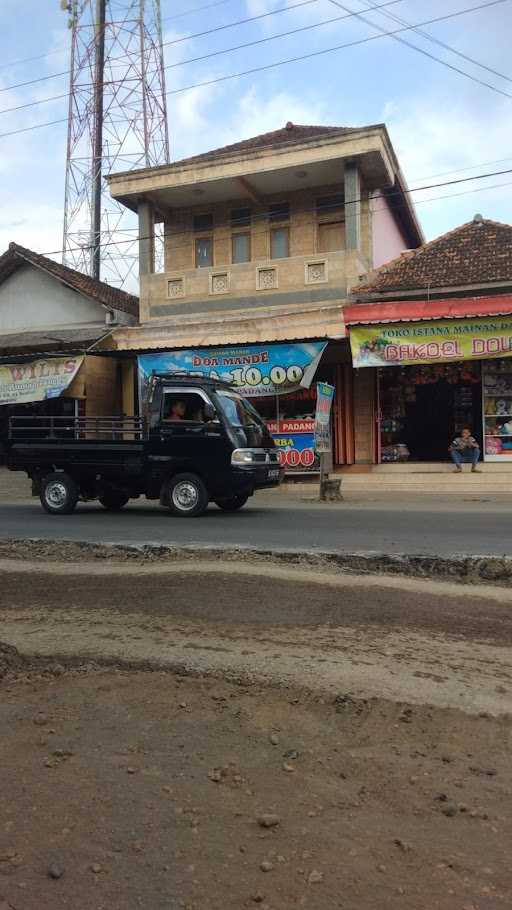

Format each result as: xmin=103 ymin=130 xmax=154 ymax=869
xmin=348 ymin=312 xmax=512 ymax=464
xmin=0 ymin=353 xmax=123 ymax=460
xmin=0 ymin=354 xmax=85 ymax=459
xmin=137 ymin=341 xmax=347 ymax=474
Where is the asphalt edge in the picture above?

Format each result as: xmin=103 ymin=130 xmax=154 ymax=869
xmin=1 ymin=537 xmax=512 ymax=585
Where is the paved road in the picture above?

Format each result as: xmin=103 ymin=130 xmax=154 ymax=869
xmin=1 ymin=496 xmax=511 ymax=555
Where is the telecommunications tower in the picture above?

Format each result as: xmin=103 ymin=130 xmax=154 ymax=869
xmin=61 ymin=0 xmax=170 ymax=286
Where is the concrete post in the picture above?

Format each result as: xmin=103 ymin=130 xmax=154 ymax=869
xmin=344 ymin=163 xmax=361 ymax=251
xmin=138 ymin=199 xmax=155 ymax=275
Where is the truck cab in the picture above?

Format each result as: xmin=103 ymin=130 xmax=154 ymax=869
xmin=6 ymin=372 xmax=284 ymax=517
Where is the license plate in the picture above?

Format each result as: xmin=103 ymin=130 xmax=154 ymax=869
xmin=268 ymin=468 xmax=280 ymax=481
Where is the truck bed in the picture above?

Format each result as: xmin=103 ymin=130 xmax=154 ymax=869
xmin=7 ymin=416 xmax=147 ymax=465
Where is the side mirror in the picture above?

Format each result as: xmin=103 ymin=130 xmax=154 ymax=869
xmin=204 ymin=402 xmax=216 ymax=422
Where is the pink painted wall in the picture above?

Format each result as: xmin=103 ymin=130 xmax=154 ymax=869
xmin=371 ymin=190 xmax=410 ymax=268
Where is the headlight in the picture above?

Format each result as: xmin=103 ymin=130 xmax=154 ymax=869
xmin=231 ymin=449 xmax=256 ymax=465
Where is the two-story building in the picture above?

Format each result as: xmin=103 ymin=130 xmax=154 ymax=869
xmin=106 ymin=121 xmax=422 ymax=472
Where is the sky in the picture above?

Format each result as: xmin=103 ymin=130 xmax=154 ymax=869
xmin=0 ymin=0 xmax=511 ymax=283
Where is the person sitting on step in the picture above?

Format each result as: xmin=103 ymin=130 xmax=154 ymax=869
xmin=449 ymin=427 xmax=482 ymax=473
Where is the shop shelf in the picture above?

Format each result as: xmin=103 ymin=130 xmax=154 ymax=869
xmin=485 ymin=413 xmax=512 ymax=417
xmin=485 ymin=433 xmax=512 ymax=437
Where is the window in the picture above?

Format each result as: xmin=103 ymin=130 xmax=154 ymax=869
xmin=162 ymin=392 xmax=209 ymax=423
xmin=195 ymin=236 xmax=213 ymax=268
xmin=193 ymin=213 xmax=213 ymax=232
xmin=232 ymin=232 xmax=251 ymax=264
xmin=318 ymin=220 xmax=345 ymax=252
xmin=270 ymin=227 xmax=289 ymax=259
xmin=231 ymin=207 xmax=251 ymax=227
xmin=269 ymin=201 xmax=290 ymax=223
xmin=316 ymin=194 xmax=344 ymax=216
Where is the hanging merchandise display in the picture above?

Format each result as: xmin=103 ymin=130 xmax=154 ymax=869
xmin=483 ymin=359 xmax=512 ymax=460
xmin=378 ymin=362 xmax=482 ymax=463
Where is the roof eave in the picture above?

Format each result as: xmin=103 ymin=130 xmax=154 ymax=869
xmin=352 ymin=279 xmax=512 ymax=303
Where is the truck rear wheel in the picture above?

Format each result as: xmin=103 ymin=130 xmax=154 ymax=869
xmin=214 ymin=495 xmax=249 ymax=512
xmin=166 ymin=473 xmax=208 ymax=518
xmin=99 ymin=491 xmax=130 ymax=511
xmin=40 ymin=472 xmax=79 ymax=515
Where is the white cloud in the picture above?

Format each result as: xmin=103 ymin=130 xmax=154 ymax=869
xmin=0 ymin=199 xmax=64 ymax=260
xmin=170 ymin=83 xmax=329 ymax=160
xmin=383 ymin=98 xmax=512 ymax=238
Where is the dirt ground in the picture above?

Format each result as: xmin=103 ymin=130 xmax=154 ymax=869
xmin=2 ymin=549 xmax=512 ymax=909
xmin=1 ymin=665 xmax=511 ymax=910
xmin=2 ymin=558 xmax=512 ymax=715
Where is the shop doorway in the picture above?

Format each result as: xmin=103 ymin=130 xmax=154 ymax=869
xmin=379 ymin=362 xmax=482 ymax=463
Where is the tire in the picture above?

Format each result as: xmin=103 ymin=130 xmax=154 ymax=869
xmin=166 ymin=472 xmax=208 ymax=518
xmin=40 ymin=472 xmax=79 ymax=515
xmin=214 ymin=495 xmax=249 ymax=512
xmin=99 ymin=491 xmax=130 ymax=511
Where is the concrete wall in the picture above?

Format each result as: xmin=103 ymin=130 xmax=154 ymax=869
xmin=0 ymin=264 xmax=104 ymax=331
xmin=0 ymin=263 xmax=132 ymax=332
xmin=84 ymin=356 xmax=122 ymax=417
xmin=136 ymin=183 xmax=371 ymax=325
xmin=370 ymin=190 xmax=409 ymax=268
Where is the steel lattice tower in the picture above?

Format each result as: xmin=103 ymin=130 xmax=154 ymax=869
xmin=61 ymin=0 xmax=169 ymax=286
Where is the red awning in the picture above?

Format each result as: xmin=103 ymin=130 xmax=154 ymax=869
xmin=344 ymin=295 xmax=512 ymax=326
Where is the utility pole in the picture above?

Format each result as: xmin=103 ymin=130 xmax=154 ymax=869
xmin=91 ymin=0 xmax=106 ymax=280
xmin=61 ymin=0 xmax=169 ymax=287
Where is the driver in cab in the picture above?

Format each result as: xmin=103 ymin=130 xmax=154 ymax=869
xmin=164 ymin=399 xmax=205 ymax=422
xmin=166 ymin=399 xmax=187 ymax=421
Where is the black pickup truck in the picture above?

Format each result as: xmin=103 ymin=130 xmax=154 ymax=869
xmin=6 ymin=372 xmax=283 ymax=517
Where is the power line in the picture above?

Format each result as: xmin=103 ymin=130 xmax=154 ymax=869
xmin=410 ymin=155 xmax=512 ymax=184
xmin=1 ymin=0 xmax=509 ymax=141
xmin=0 ymin=0 xmax=320 ymax=95
xmin=156 ymin=0 xmax=512 ymax=102
xmin=0 ymin=0 xmax=237 ymax=72
xmin=328 ymin=0 xmax=512 ymax=99
xmin=355 ymin=0 xmax=512 ymax=84
xmin=0 ymin=0 xmax=408 ymax=118
xmin=161 ymin=0 xmax=237 ymax=26
xmin=33 ymin=166 xmax=512 ymax=261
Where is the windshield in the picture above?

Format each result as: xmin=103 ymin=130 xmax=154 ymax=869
xmin=216 ymin=391 xmax=269 ymax=447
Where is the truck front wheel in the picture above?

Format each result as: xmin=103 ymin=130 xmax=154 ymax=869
xmin=166 ymin=473 xmax=208 ymax=518
xmin=40 ymin=472 xmax=79 ymax=515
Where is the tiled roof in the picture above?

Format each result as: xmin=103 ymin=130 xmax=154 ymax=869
xmin=173 ymin=122 xmax=359 ymax=166
xmin=0 ymin=242 xmax=139 ymax=316
xmin=357 ymin=217 xmax=512 ymax=296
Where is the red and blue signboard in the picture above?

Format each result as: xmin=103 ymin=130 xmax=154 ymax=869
xmin=266 ymin=419 xmax=317 ymax=471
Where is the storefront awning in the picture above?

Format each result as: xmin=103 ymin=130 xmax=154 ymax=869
xmin=105 ymin=303 xmax=347 ymax=352
xmin=344 ymin=295 xmax=512 ymax=326
xmin=0 ymin=355 xmax=84 ymax=405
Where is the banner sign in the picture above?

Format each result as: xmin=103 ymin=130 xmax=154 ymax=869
xmin=0 ymin=355 xmax=84 ymax=405
xmin=314 ymin=382 xmax=335 ymax=453
xmin=350 ymin=316 xmax=512 ymax=368
xmin=267 ymin=419 xmax=317 ymax=472
xmin=138 ymin=342 xmax=327 ymax=399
